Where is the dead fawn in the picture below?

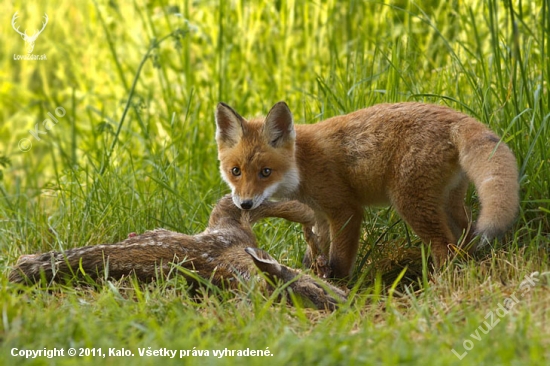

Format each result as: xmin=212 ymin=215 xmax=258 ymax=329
xmin=9 ymin=195 xmax=347 ymax=310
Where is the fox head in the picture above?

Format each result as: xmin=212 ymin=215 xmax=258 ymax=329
xmin=215 ymin=102 xmax=300 ymax=210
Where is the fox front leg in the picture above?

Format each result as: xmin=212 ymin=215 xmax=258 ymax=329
xmin=302 ymin=215 xmax=331 ymax=278
xmin=327 ymin=208 xmax=364 ymax=280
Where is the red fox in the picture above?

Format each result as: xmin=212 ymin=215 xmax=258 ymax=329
xmin=215 ymin=102 xmax=520 ymax=279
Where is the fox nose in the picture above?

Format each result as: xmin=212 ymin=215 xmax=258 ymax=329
xmin=240 ymin=200 xmax=254 ymax=210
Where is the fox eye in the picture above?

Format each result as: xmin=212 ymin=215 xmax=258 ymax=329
xmin=260 ymin=168 xmax=272 ymax=178
xmin=231 ymin=167 xmax=241 ymax=176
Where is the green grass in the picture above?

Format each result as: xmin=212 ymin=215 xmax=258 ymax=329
xmin=1 ymin=0 xmax=549 ymax=364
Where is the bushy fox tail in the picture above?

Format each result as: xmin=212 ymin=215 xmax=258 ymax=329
xmin=452 ymin=118 xmax=520 ymax=241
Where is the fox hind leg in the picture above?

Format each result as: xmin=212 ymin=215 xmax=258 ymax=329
xmin=391 ymin=191 xmax=458 ymax=268
xmin=445 ymin=177 xmax=475 ymax=253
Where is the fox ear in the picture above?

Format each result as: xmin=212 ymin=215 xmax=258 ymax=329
xmin=215 ymin=103 xmax=245 ymax=147
xmin=263 ymin=102 xmax=295 ymax=148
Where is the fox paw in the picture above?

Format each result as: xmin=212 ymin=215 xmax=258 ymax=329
xmin=314 ymin=254 xmax=332 ymax=279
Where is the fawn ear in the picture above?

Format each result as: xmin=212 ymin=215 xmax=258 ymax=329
xmin=263 ymin=102 xmax=295 ymax=148
xmin=215 ymin=103 xmax=245 ymax=148
xmin=245 ymin=247 xmax=283 ymax=278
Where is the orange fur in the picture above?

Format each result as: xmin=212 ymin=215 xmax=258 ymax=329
xmin=216 ymin=102 xmax=520 ymax=278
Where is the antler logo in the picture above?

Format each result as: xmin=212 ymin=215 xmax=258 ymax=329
xmin=12 ymin=12 xmax=48 ymax=54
